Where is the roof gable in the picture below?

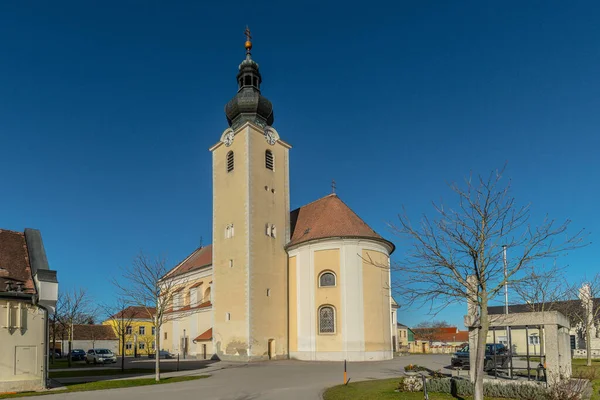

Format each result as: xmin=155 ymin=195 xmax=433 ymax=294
xmin=288 ymin=194 xmax=393 ymax=250
xmin=164 ymin=245 xmax=212 ymax=279
xmin=0 ymin=229 xmax=35 ymax=294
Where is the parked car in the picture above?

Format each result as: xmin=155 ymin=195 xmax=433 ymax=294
xmin=70 ymin=349 xmax=86 ymax=361
xmin=451 ymin=343 xmax=510 ymax=372
xmin=86 ymin=349 xmax=117 ymax=364
xmin=51 ymin=349 xmax=62 ymax=359
xmin=148 ymin=350 xmax=175 ymax=359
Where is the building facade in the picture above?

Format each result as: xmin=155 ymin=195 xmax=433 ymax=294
xmin=160 ymin=32 xmax=396 ymax=362
xmin=103 ymin=306 xmax=156 ymax=356
xmin=0 ymin=229 xmax=58 ymax=392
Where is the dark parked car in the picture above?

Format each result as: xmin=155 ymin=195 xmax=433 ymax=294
xmin=50 ymin=349 xmax=62 ymax=359
xmin=451 ymin=343 xmax=510 ymax=372
xmin=148 ymin=350 xmax=175 ymax=359
xmin=70 ymin=349 xmax=86 ymax=361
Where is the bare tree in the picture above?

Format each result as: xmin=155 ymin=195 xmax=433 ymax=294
xmin=102 ymin=298 xmax=137 ymax=372
xmin=57 ymin=288 xmax=96 ymax=367
xmin=389 ymin=167 xmax=587 ymax=399
xmin=564 ymin=274 xmax=600 ymax=367
xmin=513 ymin=264 xmax=569 ymax=360
xmin=114 ymin=251 xmax=185 ymax=382
xmin=413 ymin=320 xmax=450 ymax=346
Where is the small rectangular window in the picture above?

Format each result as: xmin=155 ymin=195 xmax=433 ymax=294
xmin=139 ymin=326 xmax=145 ymax=335
xmin=266 ymin=289 xmax=271 ymax=297
xmin=226 ymin=312 xmax=231 ymax=321
xmin=229 ymin=259 xmax=233 ymax=268
xmin=139 ymin=343 xmax=145 ymax=350
xmin=152 ymin=327 xmax=156 ymax=336
xmin=164 ymin=332 xmax=168 ymax=340
xmin=126 ymin=326 xmax=132 ymax=335
xmin=265 ymin=223 xmax=271 ymax=236
xmin=125 ymin=343 xmax=132 ymax=350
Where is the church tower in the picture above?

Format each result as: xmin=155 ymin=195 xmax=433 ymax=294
xmin=210 ymin=29 xmax=291 ymax=361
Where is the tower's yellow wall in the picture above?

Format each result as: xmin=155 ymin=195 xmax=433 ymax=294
xmin=289 ymin=255 xmax=298 ymax=352
xmin=362 ymin=249 xmax=391 ymax=352
xmin=212 ymin=126 xmax=250 ymax=358
xmin=314 ymin=249 xmax=342 ymax=352
xmin=247 ymin=124 xmax=289 ymax=359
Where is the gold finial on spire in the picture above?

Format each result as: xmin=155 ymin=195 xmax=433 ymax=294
xmin=244 ymin=26 xmax=253 ymax=54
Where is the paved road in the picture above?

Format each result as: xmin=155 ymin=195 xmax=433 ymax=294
xmin=46 ymin=354 xmax=458 ymax=400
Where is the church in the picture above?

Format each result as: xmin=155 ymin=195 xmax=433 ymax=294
xmin=160 ymin=31 xmax=396 ymax=362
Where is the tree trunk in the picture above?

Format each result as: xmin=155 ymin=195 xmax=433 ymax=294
xmin=121 ymin=331 xmax=125 ymax=372
xmin=587 ymin=322 xmax=592 ymax=367
xmin=155 ymin=323 xmax=161 ymax=382
xmin=68 ymin=324 xmax=73 ymax=368
xmin=473 ymin=298 xmax=489 ymax=400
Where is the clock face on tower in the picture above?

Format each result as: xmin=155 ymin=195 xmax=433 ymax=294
xmin=223 ymin=132 xmax=234 ymax=147
xmin=264 ymin=128 xmax=276 ymax=145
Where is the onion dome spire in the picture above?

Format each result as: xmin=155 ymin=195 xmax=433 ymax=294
xmin=224 ymin=27 xmax=274 ymax=129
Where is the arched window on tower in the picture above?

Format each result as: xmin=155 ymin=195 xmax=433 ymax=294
xmin=265 ymin=150 xmax=274 ymax=170
xmin=319 ymin=271 xmax=336 ymax=287
xmin=318 ymin=305 xmax=336 ymax=334
xmin=227 ymin=151 xmax=234 ymax=173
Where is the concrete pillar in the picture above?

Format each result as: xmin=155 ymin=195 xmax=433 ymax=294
xmin=544 ymin=324 xmax=560 ymax=384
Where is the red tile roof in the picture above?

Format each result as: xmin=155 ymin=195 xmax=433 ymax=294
xmin=413 ymin=326 xmax=469 ymax=343
xmin=194 ymin=328 xmax=212 ymax=342
xmin=166 ymin=301 xmax=212 ymax=314
xmin=0 ymin=229 xmax=36 ymax=294
xmin=108 ymin=306 xmax=155 ymax=320
xmin=164 ymin=245 xmax=212 ymax=279
xmin=73 ymin=325 xmax=117 ymax=340
xmin=288 ymin=194 xmax=394 ymax=251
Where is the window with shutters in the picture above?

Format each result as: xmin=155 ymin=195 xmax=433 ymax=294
xmin=319 ymin=271 xmax=336 ymax=287
xmin=226 ymin=151 xmax=234 ymax=172
xmin=265 ymin=150 xmax=274 ymax=170
xmin=319 ymin=306 xmax=336 ymax=334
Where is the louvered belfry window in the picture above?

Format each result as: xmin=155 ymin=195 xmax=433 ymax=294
xmin=227 ymin=151 xmax=234 ymax=172
xmin=265 ymin=150 xmax=274 ymax=170
xmin=319 ymin=306 xmax=335 ymax=333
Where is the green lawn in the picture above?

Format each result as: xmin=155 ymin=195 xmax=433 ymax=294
xmin=572 ymin=358 xmax=600 ymax=400
xmin=48 ymin=359 xmax=87 ymax=369
xmin=49 ymin=368 xmax=155 ymax=378
xmin=322 ymin=378 xmax=509 ymax=400
xmin=323 ymin=360 xmax=600 ymax=400
xmin=0 ymin=376 xmax=208 ymax=398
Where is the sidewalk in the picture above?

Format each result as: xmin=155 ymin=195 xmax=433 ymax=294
xmin=51 ymin=362 xmax=238 ymax=384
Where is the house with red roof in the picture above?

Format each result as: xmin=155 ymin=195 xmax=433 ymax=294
xmin=0 ymin=229 xmax=58 ymax=392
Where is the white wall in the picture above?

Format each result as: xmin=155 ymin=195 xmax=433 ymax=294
xmin=0 ymin=299 xmax=46 ymax=392
xmin=59 ymin=340 xmax=118 ymax=354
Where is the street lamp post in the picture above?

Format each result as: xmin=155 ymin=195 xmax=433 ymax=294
xmin=183 ymin=329 xmax=186 ymax=359
xmin=134 ymin=333 xmax=138 ymax=358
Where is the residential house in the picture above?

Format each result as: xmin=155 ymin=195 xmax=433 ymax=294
xmin=0 ymin=229 xmax=58 ymax=392
xmin=103 ymin=306 xmax=156 ymax=356
xmin=412 ymin=326 xmax=469 ymax=354
xmin=51 ymin=325 xmax=118 ymax=355
xmin=397 ymin=323 xmax=415 ymax=352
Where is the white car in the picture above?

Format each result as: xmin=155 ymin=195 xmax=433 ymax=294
xmin=86 ymin=348 xmax=117 ymax=364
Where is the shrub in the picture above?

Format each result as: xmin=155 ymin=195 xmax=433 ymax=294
xmin=425 ymin=378 xmax=549 ymax=400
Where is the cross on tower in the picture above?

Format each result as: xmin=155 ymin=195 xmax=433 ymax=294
xmin=331 ymin=179 xmax=336 ymax=194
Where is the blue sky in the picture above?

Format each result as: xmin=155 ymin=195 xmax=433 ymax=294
xmin=1 ymin=1 xmax=598 ymax=326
